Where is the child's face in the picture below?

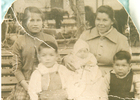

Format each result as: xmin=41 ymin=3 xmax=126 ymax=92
xmin=76 ymin=48 xmax=89 ymax=59
xmin=113 ymin=59 xmax=131 ymax=77
xmin=26 ymin=12 xmax=42 ymax=34
xmin=38 ymin=48 xmax=57 ymax=68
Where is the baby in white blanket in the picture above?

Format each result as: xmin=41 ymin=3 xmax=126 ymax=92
xmin=67 ymin=39 xmax=102 ymax=100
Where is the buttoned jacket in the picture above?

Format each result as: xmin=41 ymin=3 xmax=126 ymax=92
xmin=80 ymin=27 xmax=130 ymax=66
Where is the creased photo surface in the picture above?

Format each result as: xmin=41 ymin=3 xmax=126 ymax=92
xmin=1 ymin=0 xmax=140 ymax=100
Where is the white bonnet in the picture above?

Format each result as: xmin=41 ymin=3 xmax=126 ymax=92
xmin=73 ymin=39 xmax=90 ymax=55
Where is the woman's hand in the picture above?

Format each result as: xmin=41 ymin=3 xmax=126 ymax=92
xmin=20 ymin=80 xmax=28 ymax=91
xmin=63 ymin=55 xmax=77 ymax=72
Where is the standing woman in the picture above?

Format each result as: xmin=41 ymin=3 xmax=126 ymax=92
xmin=80 ymin=5 xmax=130 ymax=75
xmin=8 ymin=7 xmax=57 ymax=100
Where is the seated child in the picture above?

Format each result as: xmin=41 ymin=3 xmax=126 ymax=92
xmin=100 ymin=51 xmax=140 ymax=100
xmin=67 ymin=39 xmax=102 ymax=100
xmin=28 ymin=41 xmax=70 ymax=100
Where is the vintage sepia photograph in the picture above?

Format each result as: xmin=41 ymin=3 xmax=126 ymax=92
xmin=1 ymin=0 xmax=140 ymax=100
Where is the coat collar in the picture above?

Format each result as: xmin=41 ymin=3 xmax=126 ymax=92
xmin=86 ymin=27 xmax=118 ymax=44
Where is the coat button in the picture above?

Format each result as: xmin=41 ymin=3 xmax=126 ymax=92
xmin=100 ymin=45 xmax=103 ymax=47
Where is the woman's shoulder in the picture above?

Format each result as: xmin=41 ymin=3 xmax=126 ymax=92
xmin=43 ymin=32 xmax=53 ymax=37
xmin=13 ymin=35 xmax=26 ymax=47
xmin=113 ymin=28 xmax=128 ymax=40
xmin=42 ymin=33 xmax=55 ymax=39
xmin=80 ymin=29 xmax=92 ymax=39
xmin=80 ymin=27 xmax=98 ymax=40
xmin=15 ymin=35 xmax=26 ymax=42
xmin=81 ymin=29 xmax=91 ymax=35
xmin=42 ymin=33 xmax=57 ymax=44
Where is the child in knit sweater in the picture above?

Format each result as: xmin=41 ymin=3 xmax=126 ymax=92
xmin=100 ymin=51 xmax=140 ymax=100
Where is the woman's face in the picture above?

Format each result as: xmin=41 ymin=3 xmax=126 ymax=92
xmin=95 ymin=12 xmax=113 ymax=34
xmin=26 ymin=12 xmax=42 ymax=34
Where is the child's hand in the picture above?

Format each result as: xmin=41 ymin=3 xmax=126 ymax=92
xmin=20 ymin=80 xmax=28 ymax=91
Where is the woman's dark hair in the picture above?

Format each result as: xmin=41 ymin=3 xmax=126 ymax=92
xmin=22 ymin=7 xmax=44 ymax=29
xmin=113 ymin=51 xmax=131 ymax=64
xmin=38 ymin=41 xmax=58 ymax=53
xmin=96 ymin=5 xmax=114 ymax=21
xmin=85 ymin=6 xmax=95 ymax=29
xmin=96 ymin=5 xmax=118 ymax=29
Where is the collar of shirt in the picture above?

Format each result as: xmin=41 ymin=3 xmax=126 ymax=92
xmin=36 ymin=62 xmax=58 ymax=75
xmin=111 ymin=69 xmax=131 ymax=79
xmin=85 ymin=27 xmax=118 ymax=44
xmin=25 ymin=31 xmax=44 ymax=40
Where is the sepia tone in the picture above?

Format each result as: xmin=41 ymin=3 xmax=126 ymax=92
xmin=1 ymin=0 xmax=140 ymax=100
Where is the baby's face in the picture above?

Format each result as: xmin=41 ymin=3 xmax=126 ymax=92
xmin=76 ymin=48 xmax=89 ymax=59
xmin=113 ymin=59 xmax=131 ymax=77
